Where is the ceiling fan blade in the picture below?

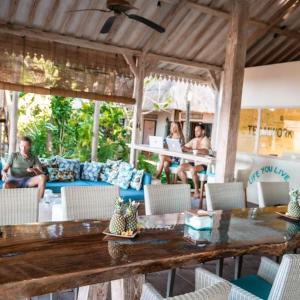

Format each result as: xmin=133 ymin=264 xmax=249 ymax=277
xmin=126 ymin=14 xmax=165 ymax=33
xmin=100 ymin=15 xmax=117 ymax=34
xmin=67 ymin=9 xmax=110 ymax=13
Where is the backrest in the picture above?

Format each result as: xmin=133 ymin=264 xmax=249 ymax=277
xmin=0 ymin=188 xmax=39 ymax=225
xmin=141 ymin=281 xmax=231 ymax=300
xmin=61 ymin=186 xmax=119 ymax=220
xmin=257 ymin=182 xmax=290 ymax=208
xmin=205 ymin=182 xmax=245 ymax=211
xmin=269 ymin=254 xmax=300 ymax=300
xmin=144 ymin=184 xmax=191 ymax=215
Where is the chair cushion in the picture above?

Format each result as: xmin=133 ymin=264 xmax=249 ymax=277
xmin=48 ymin=167 xmax=75 ymax=182
xmin=231 ymin=275 xmax=272 ymax=300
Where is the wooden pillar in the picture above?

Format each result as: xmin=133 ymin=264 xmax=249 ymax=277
xmin=215 ymin=0 xmax=249 ymax=182
xmin=8 ymin=91 xmax=18 ymax=154
xmin=129 ymin=58 xmax=145 ymax=166
xmin=111 ymin=274 xmax=145 ymax=300
xmin=91 ymin=100 xmax=101 ymax=161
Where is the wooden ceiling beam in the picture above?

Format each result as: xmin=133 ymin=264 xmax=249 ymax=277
xmin=186 ymin=0 xmax=300 ymax=42
xmin=28 ymin=0 xmax=41 ymax=27
xmin=0 ymin=23 xmax=222 ymax=72
xmin=247 ymin=0 xmax=300 ymax=50
xmin=277 ymin=42 xmax=300 ymax=63
xmin=44 ymin=0 xmax=60 ymax=31
xmin=8 ymin=0 xmax=20 ymax=22
xmin=147 ymin=53 xmax=222 ymax=72
xmin=59 ymin=0 xmax=81 ymax=34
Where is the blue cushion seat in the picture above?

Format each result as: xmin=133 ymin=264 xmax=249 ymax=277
xmin=0 ymin=171 xmax=152 ymax=202
xmin=231 ymin=275 xmax=272 ymax=300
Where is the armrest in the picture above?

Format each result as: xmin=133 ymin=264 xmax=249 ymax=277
xmin=257 ymin=256 xmax=280 ymax=284
xmin=140 ymin=283 xmax=163 ymax=300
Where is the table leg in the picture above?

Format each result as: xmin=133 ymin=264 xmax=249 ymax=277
xmin=77 ymin=282 xmax=109 ymax=300
xmin=111 ymin=275 xmax=145 ymax=300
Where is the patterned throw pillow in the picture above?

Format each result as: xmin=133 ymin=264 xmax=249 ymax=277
xmin=100 ymin=160 xmax=122 ymax=182
xmin=55 ymin=157 xmax=81 ymax=180
xmin=81 ymin=162 xmax=102 ymax=182
xmin=48 ymin=167 xmax=75 ymax=182
xmin=130 ymin=169 xmax=144 ymax=191
xmin=114 ymin=162 xmax=134 ymax=189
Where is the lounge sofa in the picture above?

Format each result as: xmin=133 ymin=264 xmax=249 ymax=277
xmin=0 ymin=161 xmax=152 ymax=202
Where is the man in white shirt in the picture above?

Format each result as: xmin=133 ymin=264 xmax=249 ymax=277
xmin=177 ymin=124 xmax=210 ymax=198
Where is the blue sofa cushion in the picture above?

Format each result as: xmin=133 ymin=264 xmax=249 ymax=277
xmin=1 ymin=172 xmax=152 ymax=201
xmin=231 ymin=275 xmax=272 ymax=300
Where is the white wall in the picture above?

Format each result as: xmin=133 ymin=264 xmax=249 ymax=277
xmin=242 ymin=61 xmax=300 ymax=108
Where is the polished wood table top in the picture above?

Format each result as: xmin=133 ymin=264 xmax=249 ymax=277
xmin=0 ymin=206 xmax=299 ymax=299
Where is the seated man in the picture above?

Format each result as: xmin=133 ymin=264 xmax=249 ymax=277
xmin=177 ymin=124 xmax=210 ymax=199
xmin=1 ymin=136 xmax=46 ymax=199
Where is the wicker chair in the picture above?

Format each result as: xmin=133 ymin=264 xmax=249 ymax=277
xmin=205 ymin=182 xmax=246 ymax=279
xmin=144 ymin=184 xmax=191 ymax=297
xmin=205 ymin=182 xmax=245 ymax=211
xmin=196 ymin=254 xmax=300 ymax=300
xmin=257 ymin=182 xmax=290 ymax=208
xmin=144 ymin=184 xmax=191 ymax=215
xmin=61 ymin=185 xmax=119 ymax=220
xmin=141 ymin=281 xmax=231 ymax=300
xmin=0 ymin=188 xmax=39 ymax=225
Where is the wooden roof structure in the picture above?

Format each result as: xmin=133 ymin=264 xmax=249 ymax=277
xmin=1 ymin=0 xmax=300 ymax=90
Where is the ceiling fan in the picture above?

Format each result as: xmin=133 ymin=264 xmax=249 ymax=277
xmin=69 ymin=0 xmax=165 ymax=34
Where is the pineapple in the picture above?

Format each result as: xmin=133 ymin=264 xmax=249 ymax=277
xmin=125 ymin=201 xmax=138 ymax=232
xmin=109 ymin=197 xmax=126 ymax=235
xmin=287 ymin=189 xmax=300 ymax=218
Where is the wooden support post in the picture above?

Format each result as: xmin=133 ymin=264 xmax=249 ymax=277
xmin=111 ymin=275 xmax=145 ymax=300
xmin=129 ymin=57 xmax=145 ymax=166
xmin=91 ymin=100 xmax=101 ymax=162
xmin=8 ymin=91 xmax=18 ymax=154
xmin=77 ymin=282 xmax=109 ymax=300
xmin=215 ymin=0 xmax=249 ymax=182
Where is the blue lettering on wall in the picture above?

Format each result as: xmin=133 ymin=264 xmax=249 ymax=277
xmin=248 ymin=165 xmax=290 ymax=184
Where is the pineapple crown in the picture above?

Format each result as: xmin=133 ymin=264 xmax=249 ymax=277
xmin=126 ymin=200 xmax=138 ymax=215
xmin=114 ymin=197 xmax=125 ymax=213
xmin=289 ymin=189 xmax=299 ymax=200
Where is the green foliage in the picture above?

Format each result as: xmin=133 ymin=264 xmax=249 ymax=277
xmin=137 ymin=153 xmax=158 ymax=176
xmin=49 ymin=96 xmax=74 ymax=156
xmin=18 ymin=94 xmax=130 ymax=162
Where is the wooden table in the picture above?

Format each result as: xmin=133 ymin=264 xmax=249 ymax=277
xmin=0 ymin=206 xmax=299 ymax=300
xmin=129 ymin=144 xmax=215 ymax=165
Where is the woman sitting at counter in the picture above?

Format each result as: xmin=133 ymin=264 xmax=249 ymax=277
xmin=154 ymin=122 xmax=184 ymax=184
